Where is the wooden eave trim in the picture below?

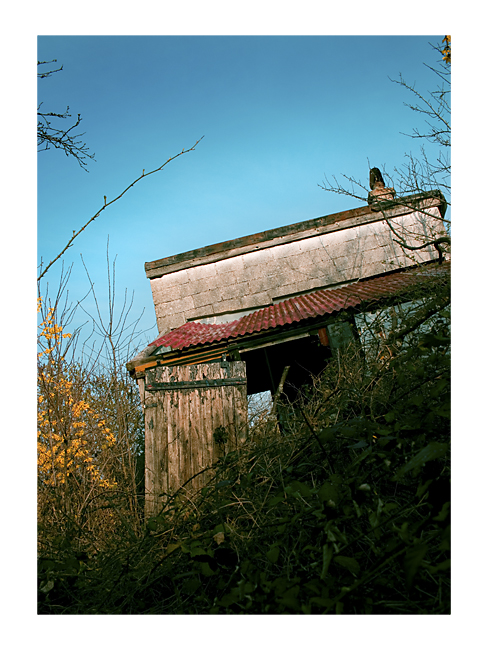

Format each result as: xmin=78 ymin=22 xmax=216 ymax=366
xmin=132 ymin=320 xmax=336 ymax=376
xmin=131 ymin=344 xmax=230 ymax=377
xmin=126 ymin=354 xmax=161 ymax=373
xmin=145 ymin=192 xmax=446 ymax=279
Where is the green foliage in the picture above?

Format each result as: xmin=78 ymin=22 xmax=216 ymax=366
xmin=38 ymin=278 xmax=450 ymax=614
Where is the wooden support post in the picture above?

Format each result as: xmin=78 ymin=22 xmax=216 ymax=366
xmin=271 ymin=365 xmax=290 ymax=436
xmin=271 ymin=366 xmax=290 ymax=416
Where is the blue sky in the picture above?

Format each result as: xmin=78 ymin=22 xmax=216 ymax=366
xmin=3 ymin=12 xmax=483 ymax=634
xmin=37 ymin=35 xmax=448 ymax=357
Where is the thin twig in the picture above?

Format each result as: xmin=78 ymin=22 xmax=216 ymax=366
xmin=38 ymin=136 xmax=204 ymax=281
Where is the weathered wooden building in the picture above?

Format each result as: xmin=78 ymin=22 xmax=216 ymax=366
xmin=128 ymin=179 xmax=449 ymax=517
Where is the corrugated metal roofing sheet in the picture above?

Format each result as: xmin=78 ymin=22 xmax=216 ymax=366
xmin=149 ymin=262 xmax=449 ymax=352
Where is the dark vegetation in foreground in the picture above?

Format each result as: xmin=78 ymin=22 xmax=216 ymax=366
xmin=38 ymin=281 xmax=450 ymax=615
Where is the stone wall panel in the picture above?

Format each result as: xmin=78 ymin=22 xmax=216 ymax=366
xmin=149 ymin=207 xmax=446 ymax=334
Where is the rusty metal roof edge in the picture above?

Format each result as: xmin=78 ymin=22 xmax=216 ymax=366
xmin=127 ymin=276 xmax=448 ymax=374
xmin=142 ymin=260 xmax=449 ymax=359
xmin=126 ymin=343 xmax=172 ymax=373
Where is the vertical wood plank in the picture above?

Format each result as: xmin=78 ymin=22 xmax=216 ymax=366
xmin=144 ymin=361 xmax=247 ymax=515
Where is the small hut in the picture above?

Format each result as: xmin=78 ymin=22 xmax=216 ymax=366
xmin=127 ymin=183 xmax=448 ymax=517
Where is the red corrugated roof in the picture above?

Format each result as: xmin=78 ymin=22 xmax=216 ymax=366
xmin=149 ymin=262 xmax=449 ymax=352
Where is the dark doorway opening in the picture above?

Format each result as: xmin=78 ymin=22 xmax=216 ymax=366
xmin=241 ymin=334 xmax=332 ymax=401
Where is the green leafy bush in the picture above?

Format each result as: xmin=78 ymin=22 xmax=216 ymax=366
xmin=38 ymin=278 xmax=450 ymax=615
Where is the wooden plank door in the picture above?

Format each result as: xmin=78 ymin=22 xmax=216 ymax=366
xmin=143 ymin=361 xmax=247 ymax=518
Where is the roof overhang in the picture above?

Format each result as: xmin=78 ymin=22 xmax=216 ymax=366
xmin=128 ymin=260 xmax=450 ymax=377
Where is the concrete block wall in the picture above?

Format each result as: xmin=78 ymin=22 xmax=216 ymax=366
xmin=149 ymin=205 xmax=445 ymax=334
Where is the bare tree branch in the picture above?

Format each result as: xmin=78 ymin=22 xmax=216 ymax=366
xmin=37 ymin=137 xmax=205 ymax=282
xmin=37 ymin=60 xmax=95 ymax=170
xmin=391 ymin=233 xmax=451 ymax=264
xmin=319 ymin=38 xmax=451 ymax=253
xmin=37 ymin=103 xmax=95 ymax=169
xmin=37 ymin=59 xmax=64 ymax=78
xmin=318 ymin=174 xmax=369 ymax=202
xmin=391 ymin=71 xmax=451 ymax=144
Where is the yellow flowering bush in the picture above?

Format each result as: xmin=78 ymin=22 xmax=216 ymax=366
xmin=442 ymin=35 xmax=451 ymax=64
xmin=37 ymin=298 xmax=117 ymax=492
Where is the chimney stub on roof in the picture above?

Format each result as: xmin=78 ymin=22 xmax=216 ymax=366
xmin=368 ymin=167 xmax=396 ymax=205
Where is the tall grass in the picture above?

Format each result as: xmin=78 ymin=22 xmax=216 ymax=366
xmin=38 ymin=270 xmax=450 ymax=614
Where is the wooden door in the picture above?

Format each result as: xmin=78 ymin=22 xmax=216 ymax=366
xmin=143 ymin=361 xmax=247 ymax=518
